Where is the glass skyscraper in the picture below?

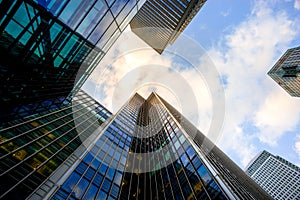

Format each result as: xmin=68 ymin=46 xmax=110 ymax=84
xmin=130 ymin=0 xmax=207 ymax=54
xmin=29 ymin=92 xmax=272 ymax=200
xmin=0 ymin=89 xmax=111 ymax=199
xmin=246 ymin=150 xmax=300 ymax=200
xmin=0 ymin=0 xmax=143 ymax=122
xmin=268 ymin=46 xmax=300 ymax=97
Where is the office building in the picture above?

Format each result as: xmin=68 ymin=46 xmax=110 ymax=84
xmin=246 ymin=150 xmax=300 ymax=200
xmin=0 ymin=0 xmax=143 ymax=122
xmin=130 ymin=0 xmax=207 ymax=54
xmin=268 ymin=46 xmax=300 ymax=97
xmin=29 ymin=92 xmax=272 ymax=200
xmin=0 ymin=89 xmax=111 ymax=199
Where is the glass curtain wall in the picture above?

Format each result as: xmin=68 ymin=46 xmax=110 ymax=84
xmin=0 ymin=90 xmax=111 ymax=199
xmin=50 ymin=93 xmax=227 ymax=200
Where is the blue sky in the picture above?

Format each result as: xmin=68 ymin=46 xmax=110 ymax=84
xmin=83 ymin=0 xmax=300 ymax=168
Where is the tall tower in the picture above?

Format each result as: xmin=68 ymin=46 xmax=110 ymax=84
xmin=130 ymin=0 xmax=207 ymax=54
xmin=246 ymin=150 xmax=300 ymax=199
xmin=0 ymin=0 xmax=144 ymax=122
xmin=268 ymin=46 xmax=300 ymax=97
xmin=33 ymin=92 xmax=272 ymax=200
xmin=0 ymin=90 xmax=112 ymax=199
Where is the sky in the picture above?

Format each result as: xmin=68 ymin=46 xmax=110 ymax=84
xmin=83 ymin=0 xmax=300 ymax=169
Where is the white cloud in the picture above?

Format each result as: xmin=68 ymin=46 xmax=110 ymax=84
xmin=295 ymin=0 xmax=300 ymax=10
xmin=295 ymin=135 xmax=300 ymax=160
xmin=255 ymin=89 xmax=300 ymax=146
xmin=220 ymin=8 xmax=231 ymax=17
xmin=209 ymin=0 xmax=299 ymax=166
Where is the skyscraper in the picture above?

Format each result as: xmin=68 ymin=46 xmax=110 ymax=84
xmin=268 ymin=46 xmax=300 ymax=97
xmin=0 ymin=0 xmax=143 ymax=122
xmin=0 ymin=89 xmax=111 ymax=199
xmin=130 ymin=0 xmax=207 ymax=54
xmin=30 ymin=92 xmax=272 ymax=200
xmin=245 ymin=150 xmax=300 ymax=200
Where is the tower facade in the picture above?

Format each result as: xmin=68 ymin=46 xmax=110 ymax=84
xmin=130 ymin=0 xmax=207 ymax=54
xmin=268 ymin=46 xmax=300 ymax=97
xmin=245 ymin=150 xmax=300 ymax=200
xmin=0 ymin=90 xmax=111 ymax=199
xmin=0 ymin=0 xmax=144 ymax=122
xmin=32 ymin=92 xmax=272 ymax=200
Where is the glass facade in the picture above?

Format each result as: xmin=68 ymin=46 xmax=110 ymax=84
xmin=268 ymin=46 xmax=300 ymax=97
xmin=0 ymin=0 xmax=143 ymax=123
xmin=45 ymin=92 xmax=264 ymax=200
xmin=0 ymin=90 xmax=111 ymax=199
xmin=130 ymin=0 xmax=207 ymax=54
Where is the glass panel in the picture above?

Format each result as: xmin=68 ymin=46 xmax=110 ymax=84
xmin=76 ymin=162 xmax=88 ymax=174
xmin=102 ymin=178 xmax=111 ymax=192
xmin=59 ymin=1 xmax=88 ymax=29
xmin=13 ymin=3 xmax=30 ymax=28
xmin=83 ymin=153 xmax=94 ymax=164
xmin=106 ymin=168 xmax=115 ymax=180
xmin=74 ymin=178 xmax=89 ymax=199
xmin=47 ymin=0 xmax=68 ymax=15
xmin=96 ymin=190 xmax=107 ymax=200
xmin=96 ymin=22 xmax=117 ymax=49
xmin=93 ymin=173 xmax=103 ymax=186
xmin=50 ymin=23 xmax=63 ymax=42
xmin=186 ymin=146 xmax=196 ymax=159
xmin=88 ymin=11 xmax=113 ymax=44
xmin=110 ymin=184 xmax=120 ymax=198
xmin=111 ymin=0 xmax=129 ymax=17
xmin=84 ymin=168 xmax=96 ymax=180
xmin=192 ymin=156 xmax=202 ymax=170
xmin=54 ymin=56 xmax=63 ymax=67
xmin=91 ymin=158 xmax=101 ymax=169
xmin=84 ymin=184 xmax=98 ymax=199
xmin=77 ymin=0 xmax=108 ymax=37
xmin=5 ymin=20 xmax=23 ymax=40
xmin=61 ymin=172 xmax=81 ymax=192
xmin=59 ymin=35 xmax=78 ymax=58
xmin=114 ymin=171 xmax=122 ymax=185
xmin=99 ymin=164 xmax=108 ymax=175
xmin=197 ymin=165 xmax=212 ymax=185
xmin=116 ymin=0 xmax=135 ymax=25
xmin=180 ymin=153 xmax=189 ymax=167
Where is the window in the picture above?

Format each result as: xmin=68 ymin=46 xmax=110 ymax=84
xmin=84 ymin=184 xmax=98 ymax=199
xmin=114 ymin=171 xmax=122 ymax=185
xmin=61 ymin=172 xmax=80 ymax=192
xmin=102 ymin=178 xmax=111 ymax=192
xmin=88 ymin=11 xmax=113 ymax=44
xmin=99 ymin=164 xmax=108 ymax=175
xmin=106 ymin=168 xmax=115 ymax=180
xmin=74 ymin=178 xmax=89 ymax=199
xmin=84 ymin=168 xmax=96 ymax=180
xmin=197 ymin=165 xmax=212 ymax=185
xmin=93 ymin=173 xmax=103 ymax=187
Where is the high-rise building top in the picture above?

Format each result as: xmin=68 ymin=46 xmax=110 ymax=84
xmin=268 ymin=46 xmax=300 ymax=97
xmin=29 ymin=92 xmax=272 ymax=200
xmin=245 ymin=150 xmax=300 ymax=200
xmin=130 ymin=0 xmax=207 ymax=54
